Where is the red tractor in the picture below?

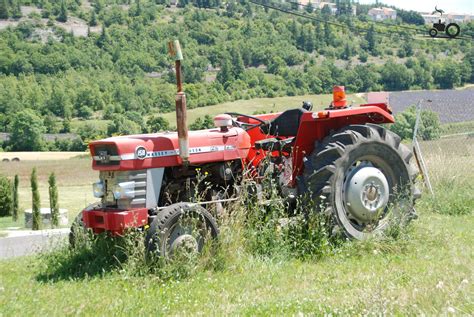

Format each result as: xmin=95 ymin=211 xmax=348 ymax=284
xmin=71 ymin=44 xmax=419 ymax=256
xmin=71 ymin=86 xmax=419 ymax=256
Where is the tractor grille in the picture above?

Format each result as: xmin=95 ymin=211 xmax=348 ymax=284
xmin=93 ymin=144 xmax=120 ymax=166
xmin=100 ymin=170 xmax=147 ymax=209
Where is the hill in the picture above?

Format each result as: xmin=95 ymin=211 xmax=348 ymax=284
xmin=0 ymin=0 xmax=473 ymax=152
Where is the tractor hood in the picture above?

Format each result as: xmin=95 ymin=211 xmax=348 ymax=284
xmin=89 ymin=127 xmax=251 ymax=171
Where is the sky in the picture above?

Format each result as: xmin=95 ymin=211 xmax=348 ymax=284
xmin=357 ymin=0 xmax=473 ymax=14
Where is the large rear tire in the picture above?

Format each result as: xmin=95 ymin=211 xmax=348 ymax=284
xmin=145 ymin=203 xmax=219 ymax=257
xmin=303 ymin=124 xmax=418 ymax=240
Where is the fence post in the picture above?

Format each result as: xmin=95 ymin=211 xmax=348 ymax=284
xmin=412 ymin=100 xmax=434 ymax=196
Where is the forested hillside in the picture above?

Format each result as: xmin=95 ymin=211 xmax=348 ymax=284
xmin=0 ymin=0 xmax=473 ymax=151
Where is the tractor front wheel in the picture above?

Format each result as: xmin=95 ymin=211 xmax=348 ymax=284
xmin=145 ymin=203 xmax=219 ymax=257
xmin=304 ymin=124 xmax=418 ymax=240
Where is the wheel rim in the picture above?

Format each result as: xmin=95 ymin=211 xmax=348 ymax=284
xmin=429 ymin=29 xmax=437 ymax=37
xmin=166 ymin=216 xmax=204 ymax=256
xmin=338 ymin=156 xmax=397 ymax=238
xmin=343 ymin=161 xmax=389 ymax=225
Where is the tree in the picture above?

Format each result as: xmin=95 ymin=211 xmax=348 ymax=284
xmin=434 ymin=60 xmax=461 ymax=89
xmin=89 ymin=10 xmax=98 ymax=27
xmin=9 ymin=109 xmax=45 ymax=151
xmin=0 ymin=176 xmax=12 ymax=217
xmin=189 ymin=115 xmax=214 ymax=130
xmin=321 ymin=4 xmax=332 ymax=16
xmin=0 ymin=0 xmax=9 ymax=19
xmin=58 ymin=0 xmax=68 ymax=22
xmin=389 ymin=106 xmax=441 ymax=141
xmin=107 ymin=114 xmax=142 ymax=136
xmin=12 ymin=175 xmax=19 ymax=221
xmin=381 ymin=61 xmax=414 ymax=91
xmin=305 ymin=1 xmax=314 ymax=13
xmin=11 ymin=0 xmax=21 ymax=19
xmin=216 ymin=56 xmax=233 ymax=88
xmin=48 ymin=173 xmax=59 ymax=227
xmin=147 ymin=116 xmax=170 ymax=133
xmin=365 ymin=24 xmax=377 ymax=55
xmin=231 ymin=50 xmax=245 ymax=79
xmin=31 ymin=168 xmax=41 ymax=230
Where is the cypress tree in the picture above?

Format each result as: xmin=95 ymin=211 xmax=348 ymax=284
xmin=0 ymin=176 xmax=12 ymax=217
xmin=48 ymin=173 xmax=59 ymax=227
xmin=12 ymin=175 xmax=19 ymax=221
xmin=31 ymin=168 xmax=41 ymax=230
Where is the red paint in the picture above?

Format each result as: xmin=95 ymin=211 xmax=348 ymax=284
xmin=82 ymin=208 xmax=148 ymax=235
xmin=85 ymin=102 xmax=395 ymax=234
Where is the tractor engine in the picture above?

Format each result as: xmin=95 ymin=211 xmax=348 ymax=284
xmin=81 ymin=121 xmax=251 ymax=235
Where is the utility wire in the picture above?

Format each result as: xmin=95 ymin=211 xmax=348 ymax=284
xmin=247 ymin=0 xmax=473 ymax=41
xmin=283 ymin=0 xmax=474 ymax=39
xmin=248 ymin=0 xmax=398 ymax=38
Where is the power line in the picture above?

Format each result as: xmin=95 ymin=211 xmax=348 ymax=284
xmin=247 ymin=0 xmax=473 ymax=41
xmin=283 ymin=0 xmax=474 ymax=39
xmin=247 ymin=0 xmax=397 ymax=38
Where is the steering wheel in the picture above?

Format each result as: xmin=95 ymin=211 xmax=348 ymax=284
xmin=225 ymin=112 xmax=267 ymax=129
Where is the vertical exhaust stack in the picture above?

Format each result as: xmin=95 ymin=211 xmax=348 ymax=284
xmin=168 ymin=40 xmax=189 ymax=164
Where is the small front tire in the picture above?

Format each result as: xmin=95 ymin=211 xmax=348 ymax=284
xmin=145 ymin=203 xmax=219 ymax=257
xmin=429 ymin=28 xmax=438 ymax=38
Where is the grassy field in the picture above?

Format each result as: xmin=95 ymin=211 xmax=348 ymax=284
xmin=71 ymin=93 xmax=366 ymax=131
xmin=161 ymin=93 xmax=366 ymax=127
xmin=0 ymin=152 xmax=86 ymax=161
xmin=0 ymin=135 xmax=472 ymax=315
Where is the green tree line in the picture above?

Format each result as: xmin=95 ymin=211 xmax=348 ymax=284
xmin=0 ymin=1 xmax=473 ymax=151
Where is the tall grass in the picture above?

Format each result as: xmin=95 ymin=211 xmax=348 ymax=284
xmin=37 ymin=177 xmax=418 ymax=283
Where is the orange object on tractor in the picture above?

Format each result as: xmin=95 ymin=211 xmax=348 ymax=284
xmin=332 ymin=85 xmax=347 ymax=108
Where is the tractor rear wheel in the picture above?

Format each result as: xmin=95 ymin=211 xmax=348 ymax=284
xmin=304 ymin=124 xmax=418 ymax=240
xmin=145 ymin=203 xmax=219 ymax=257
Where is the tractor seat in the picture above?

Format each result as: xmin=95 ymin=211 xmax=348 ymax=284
xmin=260 ymin=108 xmax=307 ymax=137
xmin=255 ymin=137 xmax=295 ymax=152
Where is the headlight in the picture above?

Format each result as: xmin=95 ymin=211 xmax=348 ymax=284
xmin=113 ymin=181 xmax=135 ymax=200
xmin=92 ymin=181 xmax=104 ymax=198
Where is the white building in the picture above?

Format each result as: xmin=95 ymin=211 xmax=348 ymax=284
xmin=368 ymin=7 xmax=397 ymax=21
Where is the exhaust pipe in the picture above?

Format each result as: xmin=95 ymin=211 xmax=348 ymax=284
xmin=168 ymin=40 xmax=189 ymax=163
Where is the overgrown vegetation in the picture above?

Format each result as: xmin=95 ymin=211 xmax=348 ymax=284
xmin=0 ymin=133 xmax=472 ymax=314
xmin=0 ymin=1 xmax=473 ymax=150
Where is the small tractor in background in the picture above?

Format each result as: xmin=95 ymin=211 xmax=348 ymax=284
xmin=71 ymin=41 xmax=419 ymax=256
